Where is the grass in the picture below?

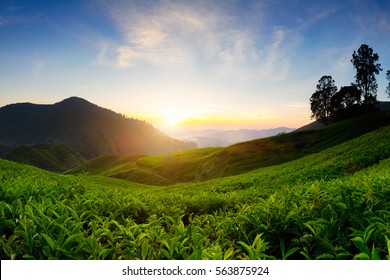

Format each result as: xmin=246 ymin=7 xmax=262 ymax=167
xmin=1 ymin=124 xmax=390 ymax=259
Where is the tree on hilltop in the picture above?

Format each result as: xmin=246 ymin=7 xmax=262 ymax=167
xmin=310 ymin=75 xmax=337 ymax=125
xmin=331 ymin=85 xmax=361 ymax=120
xmin=351 ymin=44 xmax=382 ymax=108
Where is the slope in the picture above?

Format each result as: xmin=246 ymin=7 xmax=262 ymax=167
xmin=1 ymin=124 xmax=390 ymax=259
xmin=0 ymin=97 xmax=195 ymax=159
xmin=66 ymin=154 xmax=169 ymax=185
xmin=1 ymin=143 xmax=86 ymax=173
xmin=73 ymin=111 xmax=390 ymax=185
xmin=67 ymin=148 xmax=220 ymax=185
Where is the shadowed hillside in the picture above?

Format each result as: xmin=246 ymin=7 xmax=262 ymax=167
xmin=0 ymin=97 xmax=195 ymax=159
xmin=2 ymin=143 xmax=86 ymax=172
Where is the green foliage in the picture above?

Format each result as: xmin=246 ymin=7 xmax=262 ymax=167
xmin=1 ymin=125 xmax=390 ymax=259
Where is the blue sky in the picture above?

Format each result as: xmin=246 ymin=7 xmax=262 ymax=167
xmin=1 ymin=0 xmax=390 ymax=130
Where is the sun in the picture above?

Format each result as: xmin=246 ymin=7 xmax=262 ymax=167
xmin=163 ymin=107 xmax=182 ymax=127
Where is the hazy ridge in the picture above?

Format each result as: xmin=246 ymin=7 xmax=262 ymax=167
xmin=179 ymin=127 xmax=295 ymax=148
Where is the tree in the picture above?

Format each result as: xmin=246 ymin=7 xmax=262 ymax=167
xmin=310 ymin=76 xmax=337 ymax=125
xmin=331 ymin=85 xmax=361 ymax=120
xmin=351 ymin=44 xmax=382 ymax=107
xmin=331 ymin=85 xmax=361 ymax=109
xmin=386 ymin=70 xmax=390 ymax=98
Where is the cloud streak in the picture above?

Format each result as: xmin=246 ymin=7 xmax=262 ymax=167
xmin=97 ymin=0 xmax=219 ymax=68
xmin=0 ymin=4 xmax=47 ymax=28
xmin=94 ymin=0 xmax=303 ymax=83
xmin=32 ymin=60 xmax=45 ymax=77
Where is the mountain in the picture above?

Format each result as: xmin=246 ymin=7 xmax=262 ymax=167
xmin=175 ymin=127 xmax=295 ymax=147
xmin=209 ymin=127 xmax=295 ymax=144
xmin=0 ymin=97 xmax=195 ymax=159
xmin=186 ymin=136 xmax=231 ymax=148
xmin=2 ymin=143 xmax=86 ymax=172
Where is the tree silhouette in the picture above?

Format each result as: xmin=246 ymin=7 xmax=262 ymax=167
xmin=310 ymin=76 xmax=337 ymax=125
xmin=331 ymin=85 xmax=361 ymax=120
xmin=386 ymin=70 xmax=390 ymax=98
xmin=351 ymin=44 xmax=382 ymax=107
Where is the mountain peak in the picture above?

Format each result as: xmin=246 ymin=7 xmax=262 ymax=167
xmin=0 ymin=97 xmax=196 ymax=158
xmin=56 ymin=96 xmax=92 ymax=106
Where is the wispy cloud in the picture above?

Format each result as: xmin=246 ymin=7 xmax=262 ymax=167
xmin=0 ymin=4 xmax=47 ymax=28
xmin=93 ymin=0 xmax=303 ymax=83
xmin=378 ymin=17 xmax=390 ymax=32
xmin=258 ymin=27 xmax=302 ymax=81
xmin=0 ymin=14 xmax=46 ymax=27
xmin=29 ymin=52 xmax=47 ymax=77
xmin=32 ymin=60 xmax=45 ymax=77
xmin=96 ymin=0 xmax=219 ymax=69
xmin=96 ymin=0 xmax=385 ymax=90
xmin=0 ymin=16 xmax=7 ymax=27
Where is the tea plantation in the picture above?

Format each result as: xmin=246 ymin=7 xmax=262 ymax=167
xmin=1 ymin=126 xmax=390 ymax=259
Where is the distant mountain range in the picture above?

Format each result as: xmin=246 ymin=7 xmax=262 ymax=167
xmin=0 ymin=97 xmax=195 ymax=159
xmin=179 ymin=127 xmax=295 ymax=148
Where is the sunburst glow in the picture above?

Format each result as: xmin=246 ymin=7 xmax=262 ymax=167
xmin=163 ymin=107 xmax=183 ymax=127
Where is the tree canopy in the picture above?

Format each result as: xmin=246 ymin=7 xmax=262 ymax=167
xmin=310 ymin=44 xmax=388 ymax=125
xmin=351 ymin=44 xmax=382 ymax=107
xmin=310 ymin=76 xmax=337 ymax=125
xmin=330 ymin=85 xmax=361 ymax=120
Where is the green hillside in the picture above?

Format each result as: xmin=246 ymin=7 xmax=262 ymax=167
xmin=71 ymin=111 xmax=390 ymax=185
xmin=66 ymin=154 xmax=169 ymax=185
xmin=1 ymin=143 xmax=86 ymax=172
xmin=1 ymin=125 xmax=390 ymax=259
xmin=68 ymin=147 xmax=220 ymax=185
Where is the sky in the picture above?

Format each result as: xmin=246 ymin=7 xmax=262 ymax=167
xmin=1 ymin=0 xmax=390 ymax=131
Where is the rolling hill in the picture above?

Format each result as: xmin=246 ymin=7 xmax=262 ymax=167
xmin=0 ymin=97 xmax=195 ymax=159
xmin=69 ymin=111 xmax=390 ymax=185
xmin=1 ymin=143 xmax=86 ymax=172
xmin=1 ymin=123 xmax=390 ymax=259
